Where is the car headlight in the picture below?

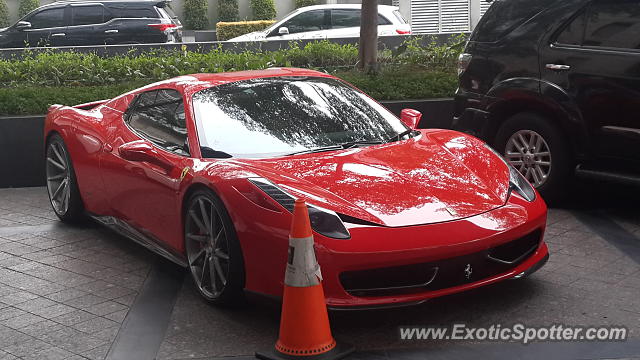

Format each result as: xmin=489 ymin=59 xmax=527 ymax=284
xmin=484 ymin=144 xmax=536 ymax=202
xmin=248 ymin=177 xmax=351 ymax=239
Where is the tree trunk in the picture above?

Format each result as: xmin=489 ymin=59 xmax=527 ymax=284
xmin=358 ymin=0 xmax=378 ymax=74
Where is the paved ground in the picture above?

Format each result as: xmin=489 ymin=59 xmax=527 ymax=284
xmin=0 ymin=184 xmax=639 ymax=359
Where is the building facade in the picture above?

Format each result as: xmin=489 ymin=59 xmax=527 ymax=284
xmin=397 ymin=0 xmax=491 ymax=33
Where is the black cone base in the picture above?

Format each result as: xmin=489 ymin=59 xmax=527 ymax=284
xmin=256 ymin=342 xmax=354 ymax=360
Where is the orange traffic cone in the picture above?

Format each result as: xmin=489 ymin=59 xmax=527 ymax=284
xmin=256 ymin=198 xmax=354 ymax=360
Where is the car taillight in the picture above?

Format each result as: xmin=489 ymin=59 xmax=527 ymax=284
xmin=148 ymin=23 xmax=178 ymax=32
xmin=396 ymin=28 xmax=411 ymax=35
xmin=458 ymin=53 xmax=472 ymax=76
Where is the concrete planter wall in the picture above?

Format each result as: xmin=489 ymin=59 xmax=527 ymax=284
xmin=0 ymin=116 xmax=46 ymax=188
xmin=0 ymin=98 xmax=453 ymax=188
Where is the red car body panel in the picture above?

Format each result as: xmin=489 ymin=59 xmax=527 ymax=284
xmin=44 ymin=68 xmax=549 ymax=308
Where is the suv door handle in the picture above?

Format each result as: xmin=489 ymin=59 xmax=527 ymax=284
xmin=51 ymin=33 xmax=66 ymax=37
xmin=546 ymin=63 xmax=571 ymax=71
xmin=104 ymin=29 xmax=118 ymax=34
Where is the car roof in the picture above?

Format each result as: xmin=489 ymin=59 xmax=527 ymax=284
xmin=47 ymin=0 xmax=164 ymax=6
xmin=136 ymin=68 xmax=335 ymax=95
xmin=296 ymin=4 xmax=399 ymax=12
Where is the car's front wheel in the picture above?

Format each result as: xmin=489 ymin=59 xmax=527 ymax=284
xmin=45 ymin=134 xmax=84 ymax=222
xmin=184 ymin=189 xmax=245 ymax=305
xmin=494 ymin=112 xmax=573 ymax=204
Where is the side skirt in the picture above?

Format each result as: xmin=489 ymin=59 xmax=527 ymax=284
xmin=90 ymin=214 xmax=188 ymax=268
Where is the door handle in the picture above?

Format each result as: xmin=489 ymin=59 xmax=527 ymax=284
xmin=104 ymin=29 xmax=118 ymax=34
xmin=546 ymin=63 xmax=571 ymax=71
xmin=51 ymin=33 xmax=66 ymax=37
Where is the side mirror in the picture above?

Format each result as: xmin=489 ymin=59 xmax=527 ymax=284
xmin=278 ymin=26 xmax=289 ymax=35
xmin=15 ymin=21 xmax=32 ymax=30
xmin=400 ymin=108 xmax=422 ymax=129
xmin=118 ymin=140 xmax=174 ymax=171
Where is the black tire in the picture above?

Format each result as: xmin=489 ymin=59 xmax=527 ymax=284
xmin=494 ymin=112 xmax=574 ymax=204
xmin=184 ymin=189 xmax=245 ymax=305
xmin=45 ymin=134 xmax=85 ymax=223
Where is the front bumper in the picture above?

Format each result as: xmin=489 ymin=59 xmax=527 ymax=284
xmin=315 ymin=195 xmax=548 ymax=309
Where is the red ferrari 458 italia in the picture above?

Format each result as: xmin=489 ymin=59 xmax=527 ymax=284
xmin=44 ymin=68 xmax=549 ymax=308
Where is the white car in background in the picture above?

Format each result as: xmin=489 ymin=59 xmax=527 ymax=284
xmin=227 ymin=4 xmax=411 ymax=42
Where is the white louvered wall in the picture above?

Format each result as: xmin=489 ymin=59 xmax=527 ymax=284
xmin=405 ymin=0 xmax=491 ymax=34
xmin=410 ymin=0 xmax=441 ymax=34
xmin=440 ymin=0 xmax=470 ymax=33
xmin=480 ymin=0 xmax=492 ymax=16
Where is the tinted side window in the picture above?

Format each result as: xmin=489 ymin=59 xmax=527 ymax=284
xmin=330 ymin=9 xmax=391 ymax=28
xmin=282 ymin=10 xmax=326 ymax=33
xmin=471 ymin=0 xmax=556 ymax=42
xmin=583 ymin=0 xmax=640 ymax=49
xmin=28 ymin=8 xmax=65 ymax=29
xmin=556 ymin=10 xmax=586 ymax=45
xmin=106 ymin=5 xmax=157 ymax=18
xmin=127 ymin=89 xmax=189 ymax=156
xmin=72 ymin=6 xmax=105 ymax=26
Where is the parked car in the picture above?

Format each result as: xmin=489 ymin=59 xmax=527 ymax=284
xmin=227 ymin=4 xmax=411 ymax=42
xmin=0 ymin=0 xmax=182 ymax=48
xmin=454 ymin=0 xmax=640 ymax=202
xmin=44 ymin=68 xmax=548 ymax=308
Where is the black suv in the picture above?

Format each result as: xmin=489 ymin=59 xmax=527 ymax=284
xmin=0 ymin=0 xmax=182 ymax=48
xmin=454 ymin=0 xmax=640 ymax=202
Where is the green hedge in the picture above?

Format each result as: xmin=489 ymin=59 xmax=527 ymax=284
xmin=250 ymin=0 xmax=276 ymax=20
xmin=215 ymin=20 xmax=275 ymax=41
xmin=0 ymin=37 xmax=465 ymax=115
xmin=18 ymin=0 xmax=38 ymax=17
xmin=0 ymin=37 xmax=465 ymax=87
xmin=0 ymin=81 xmax=149 ymax=115
xmin=183 ymin=0 xmax=208 ymax=30
xmin=0 ymin=0 xmax=9 ymax=28
xmin=218 ymin=0 xmax=239 ymax=22
xmin=0 ymin=67 xmax=456 ymax=116
xmin=294 ymin=0 xmax=316 ymax=8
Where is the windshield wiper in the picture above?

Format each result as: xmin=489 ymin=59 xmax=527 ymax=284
xmin=287 ymin=145 xmax=345 ymax=156
xmin=287 ymin=140 xmax=386 ymax=156
xmin=340 ymin=140 xmax=385 ymax=149
xmin=386 ymin=129 xmax=416 ymax=143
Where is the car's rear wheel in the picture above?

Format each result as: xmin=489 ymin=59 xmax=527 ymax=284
xmin=45 ymin=134 xmax=84 ymax=222
xmin=184 ymin=189 xmax=245 ymax=305
xmin=494 ymin=112 xmax=573 ymax=204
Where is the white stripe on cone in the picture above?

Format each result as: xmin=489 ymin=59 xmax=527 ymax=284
xmin=285 ymin=235 xmax=323 ymax=287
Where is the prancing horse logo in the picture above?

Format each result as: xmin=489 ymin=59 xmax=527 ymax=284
xmin=464 ymin=264 xmax=473 ymax=280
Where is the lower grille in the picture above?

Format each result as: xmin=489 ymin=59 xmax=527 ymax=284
xmin=340 ymin=229 xmax=542 ymax=297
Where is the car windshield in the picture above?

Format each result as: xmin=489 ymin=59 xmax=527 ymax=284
xmin=192 ymin=76 xmax=408 ymax=158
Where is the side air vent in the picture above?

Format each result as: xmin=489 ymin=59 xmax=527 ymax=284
xmin=248 ymin=178 xmax=295 ymax=212
xmin=337 ymin=213 xmax=381 ymax=227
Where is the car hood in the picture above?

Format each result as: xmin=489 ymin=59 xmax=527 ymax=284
xmin=0 ymin=27 xmax=7 ymax=33
xmin=232 ymin=130 xmax=510 ymax=227
xmin=228 ymin=31 xmax=266 ymax=42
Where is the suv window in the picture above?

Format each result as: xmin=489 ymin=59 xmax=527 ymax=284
xmin=127 ymin=89 xmax=189 ymax=156
xmin=106 ymin=5 xmax=157 ymax=18
xmin=471 ymin=0 xmax=556 ymax=42
xmin=28 ymin=7 xmax=65 ymax=29
xmin=330 ymin=9 xmax=391 ymax=28
xmin=281 ymin=10 xmax=327 ymax=34
xmin=72 ymin=6 xmax=105 ymax=26
xmin=583 ymin=0 xmax=640 ymax=49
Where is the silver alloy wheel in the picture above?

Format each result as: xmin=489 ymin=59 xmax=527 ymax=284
xmin=504 ymin=130 xmax=552 ymax=188
xmin=185 ymin=196 xmax=231 ymax=299
xmin=46 ymin=141 xmax=71 ymax=215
